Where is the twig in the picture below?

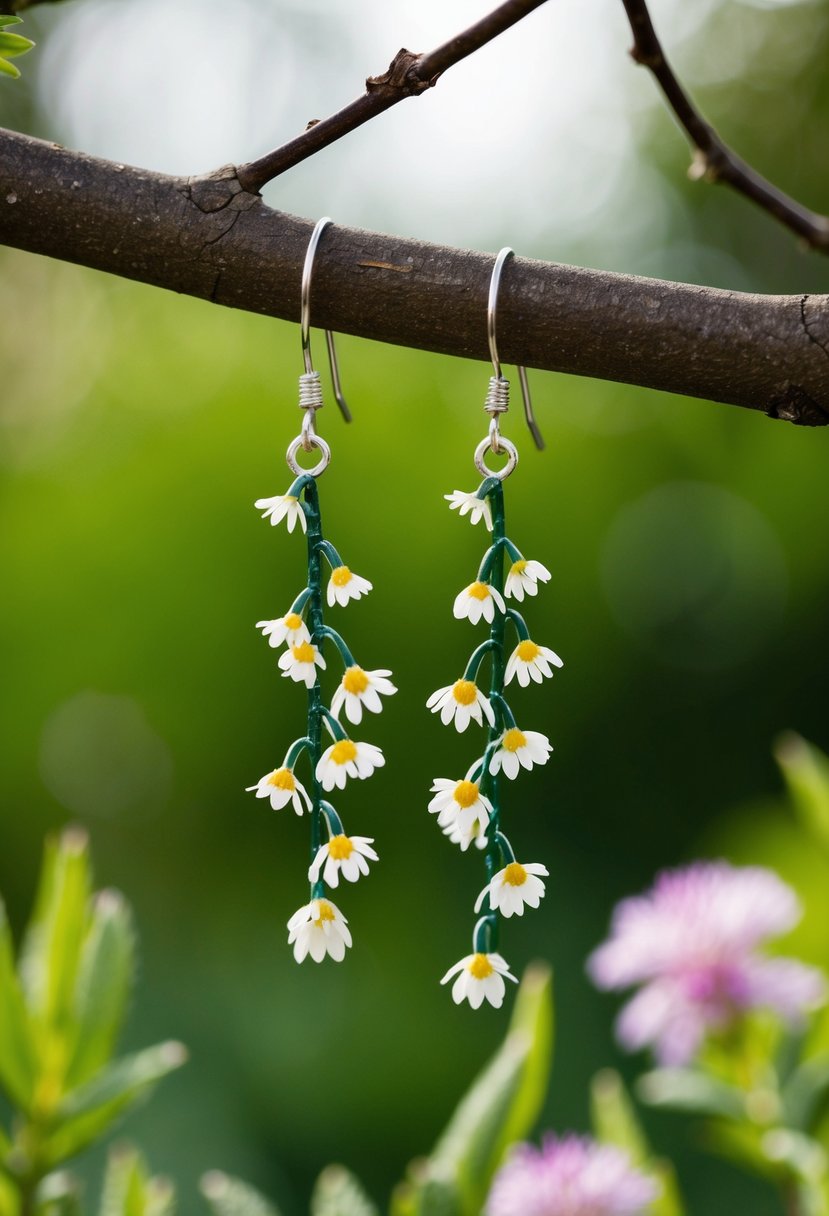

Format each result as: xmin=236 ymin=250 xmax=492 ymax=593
xmin=620 ymin=0 xmax=829 ymax=252
xmin=2 ymin=128 xmax=829 ymax=426
xmin=236 ymin=0 xmax=549 ymax=193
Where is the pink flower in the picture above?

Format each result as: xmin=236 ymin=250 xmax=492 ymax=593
xmin=587 ymin=861 xmax=827 ymax=1066
xmin=485 ymin=1133 xmax=658 ymax=1216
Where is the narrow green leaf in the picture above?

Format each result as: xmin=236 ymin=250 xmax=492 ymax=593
xmin=0 ymin=57 xmax=20 ymax=77
xmin=783 ymin=1055 xmax=829 ymax=1132
xmin=415 ymin=964 xmax=554 ymax=1216
xmin=100 ymin=1147 xmax=175 ymax=1216
xmin=0 ymin=32 xmax=33 ymax=56
xmin=775 ymin=733 xmax=829 ymax=856
xmin=0 ymin=897 xmax=38 ymax=1110
xmin=20 ymin=830 xmax=92 ymax=1039
xmin=590 ymin=1071 xmax=685 ymax=1216
xmin=200 ymin=1172 xmax=282 ymax=1216
xmin=36 ymin=1170 xmax=83 ymax=1216
xmin=0 ymin=17 xmax=23 ymax=27
xmin=43 ymin=1042 xmax=187 ymax=1167
xmin=310 ymin=1166 xmax=378 ymax=1216
xmin=66 ymin=891 xmax=135 ymax=1088
xmin=637 ymin=1068 xmax=746 ymax=1120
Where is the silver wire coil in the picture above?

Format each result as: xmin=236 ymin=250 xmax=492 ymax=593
xmin=484 ymin=375 xmax=510 ymax=416
xmin=298 ymin=371 xmax=324 ymax=411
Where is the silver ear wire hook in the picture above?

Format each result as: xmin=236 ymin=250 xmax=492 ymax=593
xmin=287 ymin=218 xmax=351 ymax=477
xmin=300 ymin=217 xmax=352 ymax=424
xmin=486 ymin=247 xmax=545 ymax=452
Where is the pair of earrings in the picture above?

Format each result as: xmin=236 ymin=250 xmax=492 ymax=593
xmin=248 ymin=222 xmax=562 ymax=1011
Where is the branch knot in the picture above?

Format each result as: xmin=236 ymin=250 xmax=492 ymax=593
xmin=366 ymin=48 xmax=435 ymax=97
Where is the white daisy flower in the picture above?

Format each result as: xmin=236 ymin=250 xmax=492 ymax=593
xmin=326 ymin=566 xmax=373 ymax=608
xmin=475 ymin=861 xmax=549 ymax=917
xmin=426 ymin=679 xmax=495 ymax=733
xmin=287 ymin=899 xmax=352 ymax=963
xmin=309 ymin=834 xmax=378 ymax=888
xmin=504 ymin=640 xmax=564 ymax=687
xmin=254 ymin=494 xmax=306 ymax=534
xmin=316 ymin=738 xmax=385 ymax=791
xmin=331 ymin=666 xmax=397 ymax=725
xmin=489 ymin=727 xmax=553 ymax=780
xmin=443 ymin=818 xmax=489 ymax=851
xmin=444 ymin=490 xmax=493 ymax=531
xmin=246 ymin=766 xmax=311 ymax=815
xmin=428 ymin=777 xmax=493 ymax=837
xmin=441 ymin=952 xmax=518 ymax=1009
xmin=504 ymin=558 xmax=552 ymax=601
xmin=453 ymin=581 xmax=506 ymax=625
xmin=256 ymin=612 xmax=310 ymax=649
xmin=278 ymin=640 xmax=326 ymax=688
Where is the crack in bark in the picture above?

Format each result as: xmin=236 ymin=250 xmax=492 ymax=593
xmin=800 ymin=294 xmax=829 ymax=361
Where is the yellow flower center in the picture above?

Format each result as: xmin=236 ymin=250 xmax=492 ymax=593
xmin=467 ymin=581 xmax=491 ymax=601
xmin=343 ymin=666 xmax=369 ymax=694
xmin=284 ymin=613 xmax=302 ymax=630
xmin=468 ymin=953 xmax=494 ymax=980
xmin=313 ymin=900 xmax=336 ymax=926
xmin=267 ymin=768 xmax=295 ymax=791
xmin=330 ymin=739 xmax=358 ymax=765
xmin=284 ymin=495 xmax=298 ymax=505
xmin=331 ymin=566 xmax=352 ymax=587
xmin=516 ymin=640 xmax=540 ymax=662
xmin=503 ymin=862 xmax=528 ymax=887
xmin=292 ymin=642 xmax=316 ymax=663
xmin=327 ymin=834 xmax=354 ymax=861
xmin=510 ymin=560 xmax=528 ymax=576
xmin=502 ymin=728 xmax=527 ymax=752
xmin=452 ymin=679 xmax=478 ymax=706
xmin=453 ymin=780 xmax=480 ymax=808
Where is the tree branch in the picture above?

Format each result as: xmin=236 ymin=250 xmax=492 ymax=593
xmin=236 ymin=0 xmax=550 ymax=194
xmin=620 ymin=0 xmax=829 ymax=252
xmin=1 ymin=128 xmax=828 ymax=425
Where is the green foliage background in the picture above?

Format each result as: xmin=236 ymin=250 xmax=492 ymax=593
xmin=1 ymin=2 xmax=829 ymax=1213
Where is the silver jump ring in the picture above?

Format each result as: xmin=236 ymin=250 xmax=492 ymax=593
xmin=474 ymin=434 xmax=518 ymax=481
xmin=286 ymin=432 xmax=331 ymax=478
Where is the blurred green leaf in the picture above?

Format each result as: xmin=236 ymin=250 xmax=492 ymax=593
xmin=66 ymin=891 xmax=135 ymax=1089
xmin=43 ymin=1042 xmax=187 ymax=1167
xmin=100 ymin=1147 xmax=176 ymax=1216
xmin=36 ymin=1171 xmax=83 ymax=1216
xmin=310 ymin=1165 xmax=378 ymax=1216
xmin=775 ymin=733 xmax=829 ymax=857
xmin=0 ymin=16 xmax=22 ymax=26
xmin=20 ymin=830 xmax=91 ymax=1044
xmin=0 ymin=896 xmax=37 ymax=1110
xmin=782 ymin=1055 xmax=829 ymax=1133
xmin=590 ymin=1070 xmax=684 ymax=1216
xmin=637 ymin=1068 xmax=746 ymax=1120
xmin=411 ymin=963 xmax=553 ymax=1216
xmin=0 ymin=56 xmax=20 ymax=77
xmin=0 ymin=15 xmax=32 ymax=78
xmin=200 ymin=1171 xmax=282 ymax=1216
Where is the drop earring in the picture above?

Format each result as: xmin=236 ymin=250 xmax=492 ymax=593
xmin=428 ymin=247 xmax=561 ymax=1010
xmin=247 ymin=217 xmax=396 ymax=965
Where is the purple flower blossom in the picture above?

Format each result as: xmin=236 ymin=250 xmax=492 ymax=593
xmin=587 ymin=861 xmax=827 ymax=1066
xmin=485 ymin=1133 xmax=658 ymax=1216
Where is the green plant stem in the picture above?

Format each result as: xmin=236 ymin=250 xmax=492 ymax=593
xmin=303 ymin=479 xmax=326 ymax=900
xmin=481 ymin=481 xmax=507 ymax=950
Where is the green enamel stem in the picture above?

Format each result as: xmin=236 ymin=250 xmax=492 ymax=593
xmin=303 ymin=478 xmax=326 ymax=898
xmin=491 ymin=692 xmax=517 ymax=731
xmin=473 ymin=913 xmax=498 ymax=954
xmin=502 ymin=537 xmax=523 ymax=563
xmin=475 ymin=476 xmax=501 ymax=502
xmin=494 ymin=830 xmax=516 ymax=865
xmin=469 ymin=742 xmax=498 ymax=784
xmin=321 ymin=707 xmax=349 ymax=742
xmin=319 ymin=625 xmax=357 ymax=667
xmin=283 ymin=736 xmax=312 ymax=770
xmin=290 ymin=587 xmax=312 ymax=615
xmin=287 ymin=474 xmax=314 ymax=501
xmin=463 ymin=638 xmax=498 ymax=682
xmin=316 ymin=539 xmax=345 ymax=570
xmin=506 ymin=608 xmax=531 ymax=642
xmin=477 ymin=543 xmax=502 ymax=582
xmin=320 ymin=801 xmax=345 ymax=837
xmin=481 ymin=480 xmax=506 ymax=953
